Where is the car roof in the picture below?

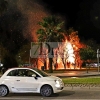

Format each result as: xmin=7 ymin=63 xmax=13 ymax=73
xmin=8 ymin=67 xmax=34 ymax=69
xmin=6 ymin=67 xmax=37 ymax=72
xmin=3 ymin=67 xmax=38 ymax=75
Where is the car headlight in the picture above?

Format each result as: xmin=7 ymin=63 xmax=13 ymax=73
xmin=55 ymin=80 xmax=60 ymax=88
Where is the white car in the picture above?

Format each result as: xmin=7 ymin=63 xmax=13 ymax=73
xmin=0 ymin=67 xmax=64 ymax=97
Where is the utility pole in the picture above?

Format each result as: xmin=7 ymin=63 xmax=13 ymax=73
xmin=29 ymin=49 xmax=31 ymax=66
xmin=97 ymin=49 xmax=100 ymax=73
xmin=0 ymin=46 xmax=1 ymax=68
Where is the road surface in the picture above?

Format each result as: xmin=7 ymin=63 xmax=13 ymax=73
xmin=0 ymin=87 xmax=100 ymax=100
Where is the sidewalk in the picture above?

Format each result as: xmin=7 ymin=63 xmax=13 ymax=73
xmin=50 ymin=70 xmax=100 ymax=88
xmin=50 ymin=70 xmax=100 ymax=77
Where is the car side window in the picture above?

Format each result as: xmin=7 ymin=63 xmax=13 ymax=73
xmin=16 ymin=69 xmax=28 ymax=76
xmin=7 ymin=69 xmax=40 ymax=77
xmin=7 ymin=70 xmax=18 ymax=76
xmin=7 ymin=69 xmax=28 ymax=77
xmin=24 ymin=70 xmax=40 ymax=77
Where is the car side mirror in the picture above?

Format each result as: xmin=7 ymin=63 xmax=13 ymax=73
xmin=32 ymin=74 xmax=36 ymax=77
xmin=32 ymin=74 xmax=38 ymax=80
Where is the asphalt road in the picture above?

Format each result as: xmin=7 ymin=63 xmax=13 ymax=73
xmin=0 ymin=87 xmax=100 ymax=100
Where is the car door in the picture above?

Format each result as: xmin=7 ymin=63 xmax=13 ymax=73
xmin=7 ymin=69 xmax=41 ymax=92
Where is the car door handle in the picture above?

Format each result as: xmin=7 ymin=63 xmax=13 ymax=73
xmin=16 ymin=80 xmax=20 ymax=81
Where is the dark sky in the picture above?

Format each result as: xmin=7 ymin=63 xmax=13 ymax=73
xmin=42 ymin=0 xmax=100 ymax=43
xmin=42 ymin=0 xmax=82 ymax=27
xmin=1 ymin=0 xmax=100 ymax=44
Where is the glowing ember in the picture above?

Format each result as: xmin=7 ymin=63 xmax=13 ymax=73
xmin=64 ymin=42 xmax=75 ymax=64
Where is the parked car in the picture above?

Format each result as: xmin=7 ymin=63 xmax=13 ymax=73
xmin=0 ymin=67 xmax=64 ymax=97
xmin=89 ymin=63 xmax=98 ymax=67
xmin=86 ymin=63 xmax=100 ymax=67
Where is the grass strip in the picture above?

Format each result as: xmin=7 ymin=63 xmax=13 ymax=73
xmin=62 ymin=77 xmax=100 ymax=84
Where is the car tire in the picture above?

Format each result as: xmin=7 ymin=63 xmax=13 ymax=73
xmin=0 ymin=85 xmax=9 ymax=97
xmin=40 ymin=85 xmax=53 ymax=97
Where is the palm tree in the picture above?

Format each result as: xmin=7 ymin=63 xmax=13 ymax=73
xmin=37 ymin=15 xmax=65 ymax=73
xmin=0 ymin=0 xmax=8 ymax=15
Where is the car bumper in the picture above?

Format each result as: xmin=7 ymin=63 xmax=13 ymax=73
xmin=53 ymin=86 xmax=64 ymax=93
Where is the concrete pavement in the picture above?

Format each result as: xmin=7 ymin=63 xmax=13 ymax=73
xmin=50 ymin=70 xmax=100 ymax=77
xmin=50 ymin=70 xmax=100 ymax=88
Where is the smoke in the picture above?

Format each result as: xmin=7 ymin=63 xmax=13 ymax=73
xmin=6 ymin=0 xmax=50 ymax=41
xmin=5 ymin=0 xmax=67 ymax=42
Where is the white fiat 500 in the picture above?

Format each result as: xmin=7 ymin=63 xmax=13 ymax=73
xmin=0 ymin=67 xmax=64 ymax=97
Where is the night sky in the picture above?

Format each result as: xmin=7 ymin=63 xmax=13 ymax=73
xmin=42 ymin=0 xmax=82 ymax=27
xmin=1 ymin=0 xmax=100 ymax=44
xmin=42 ymin=0 xmax=100 ymax=43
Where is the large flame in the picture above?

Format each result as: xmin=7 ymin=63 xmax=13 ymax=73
xmin=53 ymin=40 xmax=76 ymax=69
xmin=36 ymin=39 xmax=83 ymax=70
xmin=65 ymin=41 xmax=75 ymax=64
xmin=32 ymin=31 xmax=85 ymax=70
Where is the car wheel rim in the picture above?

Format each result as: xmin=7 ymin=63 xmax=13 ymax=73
xmin=0 ymin=86 xmax=8 ymax=96
xmin=41 ymin=86 xmax=52 ymax=97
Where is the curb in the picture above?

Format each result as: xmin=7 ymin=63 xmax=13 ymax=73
xmin=56 ymin=74 xmax=100 ymax=78
xmin=64 ymin=83 xmax=100 ymax=87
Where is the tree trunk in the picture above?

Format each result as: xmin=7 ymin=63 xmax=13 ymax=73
xmin=49 ymin=58 xmax=53 ymax=73
xmin=48 ymin=47 xmax=54 ymax=73
xmin=44 ymin=60 xmax=47 ymax=70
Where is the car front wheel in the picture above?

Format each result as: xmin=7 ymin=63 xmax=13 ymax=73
xmin=40 ymin=85 xmax=53 ymax=97
xmin=0 ymin=85 xmax=9 ymax=97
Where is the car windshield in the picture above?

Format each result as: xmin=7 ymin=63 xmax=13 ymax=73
xmin=32 ymin=68 xmax=49 ymax=77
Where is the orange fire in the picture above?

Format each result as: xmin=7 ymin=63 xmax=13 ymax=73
xmin=33 ymin=31 xmax=84 ymax=70
xmin=37 ymin=41 xmax=83 ymax=70
xmin=65 ymin=41 xmax=75 ymax=64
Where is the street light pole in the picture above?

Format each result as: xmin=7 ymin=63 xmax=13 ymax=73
xmin=29 ymin=56 xmax=30 ymax=65
xmin=97 ymin=49 xmax=100 ymax=73
xmin=0 ymin=47 xmax=1 ymax=68
xmin=29 ymin=49 xmax=31 ymax=66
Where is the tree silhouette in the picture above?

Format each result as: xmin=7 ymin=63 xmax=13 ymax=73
xmin=37 ymin=15 xmax=65 ymax=72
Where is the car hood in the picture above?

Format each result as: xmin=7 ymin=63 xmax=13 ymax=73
xmin=43 ymin=75 xmax=61 ymax=81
